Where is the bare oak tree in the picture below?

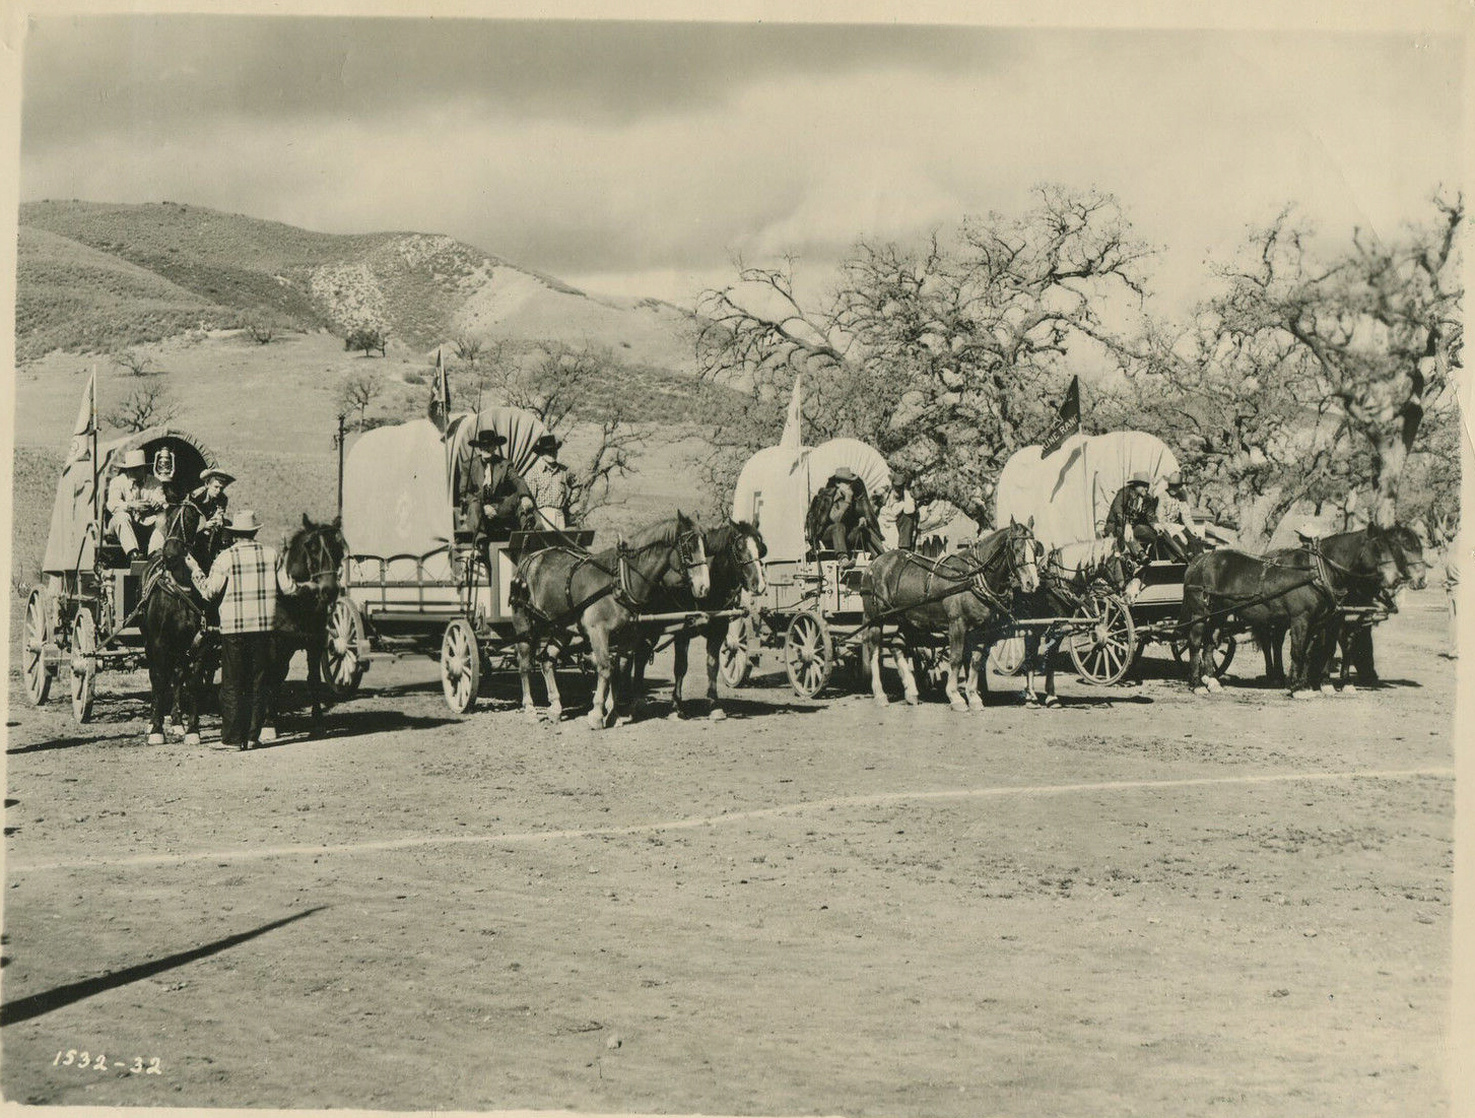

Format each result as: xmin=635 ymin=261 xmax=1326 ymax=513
xmin=105 ymin=382 xmax=179 ymax=433
xmin=696 ymin=185 xmax=1153 ymax=518
xmin=337 ymin=371 xmax=383 ymax=431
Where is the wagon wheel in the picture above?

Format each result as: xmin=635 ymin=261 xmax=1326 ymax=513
xmin=23 ymin=589 xmax=53 ymax=706
xmin=1168 ymin=634 xmax=1237 ymax=679
xmin=719 ymin=615 xmax=755 ymax=689
xmin=70 ymin=608 xmax=98 ymax=723
xmin=1068 ymin=590 xmax=1136 ymax=686
xmin=321 ymin=597 xmax=366 ymax=699
xmin=987 ymin=635 xmax=1027 ymax=677
xmin=440 ymin=617 xmax=481 ymax=714
xmin=784 ymin=611 xmax=834 ymax=699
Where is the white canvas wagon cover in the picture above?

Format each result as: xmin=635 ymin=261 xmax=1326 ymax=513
xmin=342 ymin=406 xmax=554 ymax=560
xmin=994 ymin=430 xmax=1180 ymax=550
xmin=732 ymin=437 xmax=891 ymax=562
xmin=42 ymin=426 xmax=216 ymax=575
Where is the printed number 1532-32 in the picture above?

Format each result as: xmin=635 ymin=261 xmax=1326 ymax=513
xmin=53 ymin=1051 xmax=161 ymax=1075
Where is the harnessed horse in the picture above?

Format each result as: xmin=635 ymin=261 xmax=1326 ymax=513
xmin=859 ymin=518 xmax=1041 ymax=711
xmin=512 ymin=511 xmax=712 ymax=729
xmin=626 ymin=520 xmax=768 ymax=721
xmin=263 ymin=515 xmax=347 ymax=737
xmin=1181 ymin=524 xmax=1403 ymax=697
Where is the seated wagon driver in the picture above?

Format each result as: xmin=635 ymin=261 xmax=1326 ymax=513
xmin=1103 ymin=472 xmax=1160 ymax=560
xmin=527 ymin=433 xmax=572 ymax=530
xmin=464 ymin=430 xmax=536 ymax=542
xmin=1152 ymin=471 xmax=1203 ymax=561
xmin=807 ymin=467 xmax=884 ymax=564
xmin=106 ymin=448 xmax=169 ymax=561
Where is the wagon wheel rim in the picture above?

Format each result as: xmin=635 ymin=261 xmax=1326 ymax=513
xmin=322 ymin=598 xmax=365 ymax=696
xmin=70 ymin=608 xmax=97 ymax=722
xmin=23 ymin=590 xmax=51 ymax=706
xmin=440 ymin=619 xmax=480 ymax=714
xmin=719 ymin=616 xmax=753 ymax=688
xmin=1068 ymin=592 xmax=1135 ymax=686
xmin=784 ymin=612 xmax=833 ymax=698
xmin=1208 ymin=634 xmax=1236 ymax=678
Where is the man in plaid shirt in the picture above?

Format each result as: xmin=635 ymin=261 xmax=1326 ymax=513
xmin=203 ymin=510 xmax=302 ymax=750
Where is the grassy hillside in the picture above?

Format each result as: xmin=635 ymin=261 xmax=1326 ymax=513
xmin=17 ymin=200 xmax=700 ymax=371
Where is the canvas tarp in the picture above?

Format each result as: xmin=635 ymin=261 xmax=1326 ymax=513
xmin=342 ymin=419 xmax=457 ymax=560
xmin=994 ymin=430 xmax=1180 ymax=550
xmin=732 ymin=437 xmax=891 ymax=562
xmin=42 ymin=427 xmax=216 ymax=574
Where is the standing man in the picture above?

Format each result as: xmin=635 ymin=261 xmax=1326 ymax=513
xmin=527 ymin=434 xmax=572 ymax=529
xmin=878 ymin=474 xmax=918 ymax=551
xmin=106 ymin=449 xmax=169 ymax=561
xmin=202 ymin=511 xmax=301 ymax=751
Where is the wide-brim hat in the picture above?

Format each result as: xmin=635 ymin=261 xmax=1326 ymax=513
xmin=226 ymin=510 xmax=262 ymax=534
xmin=1165 ymin=471 xmax=1183 ymax=487
xmin=200 ymin=468 xmax=236 ymax=485
xmin=831 ymin=467 xmax=859 ymax=482
xmin=533 ymin=434 xmax=562 ymax=454
xmin=471 ymin=430 xmax=508 ymax=451
xmin=120 ymin=449 xmax=147 ymax=470
xmin=1129 ymin=472 xmax=1152 ymax=486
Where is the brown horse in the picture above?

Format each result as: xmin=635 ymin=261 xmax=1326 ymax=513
xmin=263 ymin=515 xmax=347 ymax=739
xmin=513 ymin=511 xmax=711 ymax=729
xmin=1181 ymin=524 xmax=1403 ymax=697
xmin=1252 ymin=524 xmax=1428 ymax=690
xmin=860 ymin=518 xmax=1040 ymax=711
xmin=626 ymin=519 xmax=768 ymax=721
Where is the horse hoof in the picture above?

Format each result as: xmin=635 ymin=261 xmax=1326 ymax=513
xmin=1290 ymin=690 xmax=1313 ymax=700
xmin=1042 ymin=695 xmax=1061 ymax=709
xmin=873 ymin=695 xmax=889 ymax=709
xmin=1343 ymin=684 xmax=1358 ymax=695
xmin=167 ymin=723 xmax=186 ymax=739
xmin=708 ymin=708 xmax=727 ymax=722
xmin=1192 ymin=686 xmax=1210 ymax=697
xmin=667 ymin=709 xmax=684 ymax=722
xmin=1204 ymin=677 xmax=1222 ymax=693
xmin=967 ymin=697 xmax=984 ymax=712
xmin=950 ymin=699 xmax=969 ymax=713
xmin=904 ymin=691 xmax=920 ymax=707
xmin=259 ymin=727 xmax=278 ymax=744
xmin=547 ymin=704 xmax=563 ymax=722
xmin=585 ymin=713 xmax=603 ymax=730
xmin=147 ymin=732 xmax=165 ymax=746
xmin=613 ymin=715 xmax=633 ymax=729
xmin=1320 ymin=684 xmax=1335 ymax=696
xmin=184 ymin=732 xmax=201 ymax=746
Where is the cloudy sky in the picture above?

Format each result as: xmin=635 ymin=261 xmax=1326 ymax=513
xmin=19 ymin=14 xmax=1465 ymax=311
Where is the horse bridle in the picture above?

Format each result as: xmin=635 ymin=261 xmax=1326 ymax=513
xmin=726 ymin=525 xmax=766 ymax=592
xmin=616 ymin=525 xmax=710 ymax=601
xmin=294 ymin=531 xmax=342 ymax=599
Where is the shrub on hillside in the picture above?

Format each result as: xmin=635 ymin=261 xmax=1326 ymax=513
xmin=113 ymin=349 xmax=156 ymax=377
xmin=345 ymin=326 xmax=389 ymax=357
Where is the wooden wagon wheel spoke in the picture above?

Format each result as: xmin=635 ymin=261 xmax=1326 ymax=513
xmin=23 ymin=589 xmax=52 ymax=706
xmin=70 ymin=608 xmax=98 ymax=723
xmin=440 ymin=618 xmax=480 ymax=715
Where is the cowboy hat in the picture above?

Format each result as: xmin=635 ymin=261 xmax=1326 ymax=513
xmin=471 ymin=430 xmax=508 ymax=451
xmin=226 ymin=510 xmax=262 ymax=534
xmin=200 ymin=468 xmax=236 ymax=485
xmin=532 ymin=433 xmax=562 ymax=454
xmin=1128 ymin=472 xmax=1152 ymax=486
xmin=119 ymin=449 xmax=147 ymax=470
xmin=831 ymin=467 xmax=859 ymax=482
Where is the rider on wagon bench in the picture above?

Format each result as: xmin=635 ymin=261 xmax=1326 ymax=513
xmin=1103 ymin=471 xmax=1161 ymax=560
xmin=806 ymin=466 xmax=885 ymax=565
xmin=463 ymin=430 xmax=536 ymax=543
xmin=105 ymin=448 xmax=170 ymax=561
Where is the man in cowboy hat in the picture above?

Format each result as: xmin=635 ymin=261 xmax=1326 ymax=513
xmin=1152 ymin=470 xmax=1203 ymax=561
xmin=464 ymin=429 xmax=535 ymax=543
xmin=105 ymin=448 xmax=169 ymax=561
xmin=1103 ymin=471 xmax=1160 ymax=559
xmin=183 ymin=467 xmax=234 ymax=558
xmin=201 ymin=510 xmax=305 ymax=750
xmin=807 ymin=466 xmax=884 ymax=562
xmin=526 ymin=433 xmax=572 ymax=529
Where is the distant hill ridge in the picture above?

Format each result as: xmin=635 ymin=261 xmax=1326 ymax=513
xmin=16 ymin=200 xmax=699 ymax=368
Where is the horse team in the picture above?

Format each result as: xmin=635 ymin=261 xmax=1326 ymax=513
xmin=144 ymin=503 xmax=1430 ymax=742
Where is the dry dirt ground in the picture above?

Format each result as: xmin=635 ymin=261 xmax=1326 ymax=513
xmin=1 ymin=591 xmax=1458 ymax=1116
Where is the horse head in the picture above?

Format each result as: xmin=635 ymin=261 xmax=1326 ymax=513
xmin=1388 ymin=523 xmax=1429 ymax=590
xmin=159 ymin=535 xmax=194 ymax=586
xmin=1007 ymin=516 xmax=1040 ymax=595
xmin=726 ymin=519 xmax=768 ymax=597
xmin=673 ymin=510 xmax=711 ymax=601
xmin=1348 ymin=523 xmax=1404 ymax=591
xmin=286 ymin=513 xmax=347 ymax=604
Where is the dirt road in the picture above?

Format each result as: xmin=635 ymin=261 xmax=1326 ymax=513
xmin=2 ymin=591 xmax=1456 ymax=1115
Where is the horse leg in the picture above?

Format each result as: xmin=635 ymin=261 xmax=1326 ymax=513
xmin=1042 ymin=633 xmax=1061 ymax=707
xmin=961 ymin=636 xmax=983 ymax=712
xmin=146 ymin=654 xmax=170 ymax=745
xmin=895 ymin=638 xmax=920 ymax=707
xmin=1021 ymin=630 xmax=1040 ymax=707
xmin=183 ymin=645 xmax=204 ymax=746
xmin=705 ymin=624 xmax=727 ymax=721
xmin=515 ymin=630 xmax=541 ymax=721
xmin=1286 ymin=616 xmax=1314 ymax=697
xmin=306 ymin=636 xmax=324 ymax=727
xmin=944 ymin=618 xmax=968 ymax=712
xmin=668 ymin=636 xmax=689 ymax=720
xmin=865 ymin=624 xmax=888 ymax=707
xmin=586 ymin=629 xmax=612 ymax=730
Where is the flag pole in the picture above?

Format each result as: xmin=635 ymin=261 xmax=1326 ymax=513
xmin=90 ymin=365 xmax=100 ymax=553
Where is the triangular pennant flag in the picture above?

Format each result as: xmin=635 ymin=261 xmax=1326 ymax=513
xmin=1041 ymin=375 xmax=1081 ymax=458
xmin=67 ymin=370 xmax=96 ymax=466
xmin=779 ymin=372 xmax=803 ymax=451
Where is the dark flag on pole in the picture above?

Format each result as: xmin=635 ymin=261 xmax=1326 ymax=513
xmin=429 ymin=347 xmax=452 ymax=434
xmin=1040 ymin=375 xmax=1081 ymax=458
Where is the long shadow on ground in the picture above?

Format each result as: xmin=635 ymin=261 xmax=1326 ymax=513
xmin=0 ymin=907 xmax=325 ymax=1027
